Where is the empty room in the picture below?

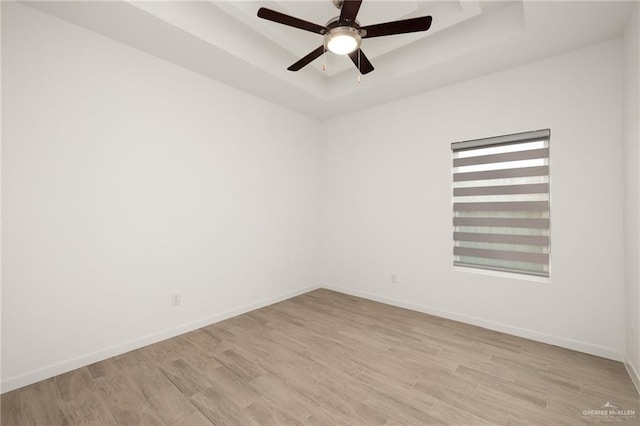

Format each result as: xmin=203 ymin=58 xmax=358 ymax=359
xmin=2 ymin=0 xmax=640 ymax=424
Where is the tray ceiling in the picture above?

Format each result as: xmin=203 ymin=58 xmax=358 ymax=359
xmin=24 ymin=1 xmax=636 ymax=120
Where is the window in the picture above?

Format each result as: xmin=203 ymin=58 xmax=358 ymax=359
xmin=451 ymin=129 xmax=550 ymax=277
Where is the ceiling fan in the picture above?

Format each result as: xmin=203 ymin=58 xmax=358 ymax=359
xmin=257 ymin=0 xmax=433 ymax=75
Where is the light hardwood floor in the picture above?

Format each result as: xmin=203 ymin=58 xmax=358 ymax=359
xmin=2 ymin=289 xmax=639 ymax=425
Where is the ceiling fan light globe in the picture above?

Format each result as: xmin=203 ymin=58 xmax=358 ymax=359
xmin=327 ymin=34 xmax=358 ymax=54
xmin=325 ymin=27 xmax=361 ymax=55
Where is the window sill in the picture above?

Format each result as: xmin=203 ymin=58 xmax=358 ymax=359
xmin=453 ymin=265 xmax=552 ymax=284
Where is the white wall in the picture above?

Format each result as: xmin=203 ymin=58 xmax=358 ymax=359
xmin=1 ymin=2 xmax=321 ymax=391
xmin=624 ymin=3 xmax=640 ymax=388
xmin=319 ymin=39 xmax=626 ymax=360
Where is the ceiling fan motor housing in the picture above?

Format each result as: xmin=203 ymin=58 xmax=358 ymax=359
xmin=324 ymin=26 xmax=362 ymax=55
xmin=323 ymin=16 xmax=365 ymax=55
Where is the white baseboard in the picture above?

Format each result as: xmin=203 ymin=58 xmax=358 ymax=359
xmin=625 ymin=355 xmax=640 ymax=395
xmin=1 ymin=284 xmax=320 ymax=393
xmin=321 ymin=283 xmax=626 ymax=362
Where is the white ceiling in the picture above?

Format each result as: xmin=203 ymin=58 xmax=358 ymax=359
xmin=25 ymin=1 xmax=636 ymax=120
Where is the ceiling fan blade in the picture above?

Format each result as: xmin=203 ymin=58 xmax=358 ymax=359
xmin=361 ymin=16 xmax=432 ymax=38
xmin=257 ymin=8 xmax=327 ymax=35
xmin=339 ymin=0 xmax=363 ymax=24
xmin=288 ymin=46 xmax=325 ymax=71
xmin=348 ymin=49 xmax=374 ymax=75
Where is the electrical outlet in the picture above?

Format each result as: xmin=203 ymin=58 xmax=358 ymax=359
xmin=391 ymin=273 xmax=397 ymax=284
xmin=171 ymin=293 xmax=181 ymax=307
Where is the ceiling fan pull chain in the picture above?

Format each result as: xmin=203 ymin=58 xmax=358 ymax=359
xmin=357 ymin=50 xmax=361 ymax=83
xmin=323 ymin=46 xmax=327 ymax=72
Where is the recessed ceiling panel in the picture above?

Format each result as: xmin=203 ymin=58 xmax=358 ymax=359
xmin=21 ymin=0 xmax=637 ymax=120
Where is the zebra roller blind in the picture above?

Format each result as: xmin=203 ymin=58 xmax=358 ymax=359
xmin=452 ymin=129 xmax=550 ymax=277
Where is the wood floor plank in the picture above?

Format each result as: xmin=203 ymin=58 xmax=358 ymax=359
xmin=249 ymin=374 xmax=316 ymax=422
xmin=171 ymin=410 xmax=214 ymax=426
xmin=113 ymin=347 xmax=150 ymax=370
xmin=124 ymin=362 xmax=179 ymax=401
xmin=112 ymin=405 xmax=165 ymax=426
xmin=2 ymin=289 xmax=638 ymax=425
xmin=353 ymin=363 xmax=490 ymax=425
xmin=87 ymin=358 xmax=120 ymax=379
xmin=0 ymin=388 xmax=22 ymax=426
xmin=474 ymin=374 xmax=548 ymax=409
xmin=158 ymin=358 xmax=213 ymax=397
xmin=146 ymin=390 xmax=200 ymax=425
xmin=55 ymin=367 xmax=97 ymax=402
xmin=457 ymin=357 xmax=518 ymax=382
xmin=350 ymin=349 xmax=421 ymax=387
xmin=243 ymin=397 xmax=302 ymax=425
xmin=515 ymin=368 xmax=581 ymax=394
xmin=140 ymin=338 xmax=186 ymax=366
xmin=212 ymin=348 xmax=268 ymax=382
xmin=269 ymin=362 xmax=384 ymax=424
xmin=201 ymin=365 xmax=261 ymax=409
xmin=63 ymin=390 xmax=118 ymax=426
xmin=173 ymin=337 xmax=223 ymax=376
xmin=189 ymin=385 xmax=256 ymax=425
xmin=361 ymin=391 xmax=444 ymax=425
xmin=413 ymin=377 xmax=514 ymax=425
xmin=474 ymin=384 xmax=585 ymax=426
xmin=180 ymin=329 xmax=225 ymax=355
xmin=93 ymin=370 xmax=148 ymax=415
xmin=18 ymin=378 xmax=69 ymax=425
